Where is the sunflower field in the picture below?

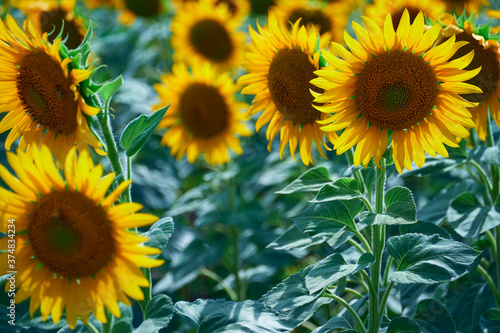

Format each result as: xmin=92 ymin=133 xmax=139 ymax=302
xmin=2 ymin=0 xmax=500 ymax=332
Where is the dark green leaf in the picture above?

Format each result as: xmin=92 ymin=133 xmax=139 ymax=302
xmin=97 ymin=75 xmax=123 ymax=104
xmin=387 ymin=317 xmax=422 ymax=333
xmin=387 ymin=233 xmax=481 ymax=284
xmin=413 ymin=299 xmax=456 ymax=333
xmin=447 ymin=192 xmax=500 ymax=238
xmin=135 ymin=295 xmax=174 ymax=333
xmin=402 ymin=157 xmax=465 ymax=177
xmin=305 ymin=253 xmax=375 ymax=293
xmin=120 ymin=105 xmax=168 ymax=157
xmin=470 ymin=146 xmax=500 ymax=166
xmin=480 ymin=308 xmax=500 ymax=332
xmin=311 ymin=178 xmax=361 ymax=202
xmin=142 ymin=217 xmax=174 ymax=258
xmin=312 ymin=297 xmax=367 ymax=333
xmin=291 ymin=199 xmax=365 ymax=233
xmin=267 ymin=226 xmax=326 ymax=251
xmin=174 ymin=299 xmax=292 ymax=333
xmin=385 ymin=186 xmax=417 ymax=220
xmin=276 ymin=167 xmax=332 ymax=194
xmin=400 ymin=222 xmax=451 ymax=239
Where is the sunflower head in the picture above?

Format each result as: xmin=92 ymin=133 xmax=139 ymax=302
xmin=171 ymin=0 xmax=245 ymax=71
xmin=153 ymin=62 xmax=251 ymax=165
xmin=0 ymin=145 xmax=163 ymax=329
xmin=436 ymin=11 xmax=500 ymax=140
xmin=312 ymin=10 xmax=483 ymax=173
xmin=238 ymin=11 xmax=337 ymax=165
xmin=115 ymin=0 xmax=165 ymax=25
xmin=0 ymin=15 xmax=104 ymax=165
xmin=172 ymin=0 xmax=250 ymax=21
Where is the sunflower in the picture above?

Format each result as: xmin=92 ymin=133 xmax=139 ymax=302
xmin=437 ymin=13 xmax=500 ymax=141
xmin=365 ymin=0 xmax=446 ymax=30
xmin=442 ymin=0 xmax=488 ymax=14
xmin=0 ymin=15 xmax=104 ymax=165
xmin=312 ymin=10 xmax=482 ymax=173
xmin=11 ymin=0 xmax=86 ymax=50
xmin=272 ymin=0 xmax=358 ymax=43
xmin=114 ymin=0 xmax=165 ymax=25
xmin=238 ymin=12 xmax=337 ymax=165
xmin=83 ymin=0 xmax=116 ymax=9
xmin=0 ymin=146 xmax=163 ymax=329
xmin=171 ymin=0 xmax=246 ymax=71
xmin=171 ymin=0 xmax=250 ymax=22
xmin=152 ymin=63 xmax=251 ymax=165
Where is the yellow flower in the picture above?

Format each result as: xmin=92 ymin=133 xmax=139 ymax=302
xmin=171 ymin=0 xmax=250 ymax=22
xmin=171 ymin=0 xmax=246 ymax=71
xmin=238 ymin=12 xmax=337 ymax=166
xmin=153 ymin=63 xmax=251 ymax=165
xmin=442 ymin=0 xmax=488 ymax=15
xmin=0 ymin=146 xmax=163 ymax=329
xmin=0 ymin=15 xmax=104 ymax=164
xmin=11 ymin=0 xmax=86 ymax=50
xmin=272 ymin=0 xmax=358 ymax=43
xmin=312 ymin=10 xmax=482 ymax=173
xmin=437 ymin=14 xmax=500 ymax=141
xmin=365 ymin=0 xmax=446 ymax=29
xmin=114 ymin=0 xmax=165 ymax=25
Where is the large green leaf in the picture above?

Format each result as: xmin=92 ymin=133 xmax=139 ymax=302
xmin=413 ymin=299 xmax=456 ymax=333
xmin=480 ymin=308 xmax=500 ymax=332
xmin=387 ymin=233 xmax=481 ymax=284
xmin=360 ymin=186 xmax=417 ymax=225
xmin=135 ymin=295 xmax=174 ymax=333
xmin=387 ymin=317 xmax=422 ymax=333
xmin=174 ymin=299 xmax=292 ymax=333
xmin=291 ymin=199 xmax=365 ymax=233
xmin=311 ymin=178 xmax=361 ymax=202
xmin=276 ymin=167 xmax=332 ymax=194
xmin=447 ymin=192 xmax=500 ymax=239
xmin=305 ymin=253 xmax=375 ymax=293
xmin=142 ymin=217 xmax=174 ymax=258
xmin=267 ymin=226 xmax=327 ymax=251
xmin=119 ymin=105 xmax=169 ymax=157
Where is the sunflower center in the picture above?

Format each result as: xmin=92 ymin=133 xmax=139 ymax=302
xmin=249 ymin=0 xmax=274 ymax=15
xmin=179 ymin=83 xmax=228 ymax=138
xmin=448 ymin=32 xmax=499 ymax=102
xmin=391 ymin=7 xmax=422 ymax=30
xmin=41 ymin=8 xmax=83 ymax=50
xmin=17 ymin=52 xmax=79 ymax=135
xmin=189 ymin=19 xmax=232 ymax=63
xmin=124 ymin=0 xmax=161 ymax=18
xmin=268 ymin=49 xmax=321 ymax=125
xmin=355 ymin=50 xmax=438 ymax=130
xmin=288 ymin=8 xmax=332 ymax=35
xmin=28 ymin=191 xmax=114 ymax=279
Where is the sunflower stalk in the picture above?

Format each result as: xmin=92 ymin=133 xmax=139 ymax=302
xmin=369 ymin=158 xmax=386 ymax=333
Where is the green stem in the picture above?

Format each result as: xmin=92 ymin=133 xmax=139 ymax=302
xmin=486 ymin=116 xmax=499 ymax=202
xmin=496 ymin=226 xmax=500 ymax=305
xmin=227 ymin=178 xmax=243 ymax=300
xmin=85 ymin=322 xmax=100 ymax=333
xmin=344 ymin=287 xmax=364 ymax=299
xmin=102 ymin=309 xmax=113 ymax=333
xmin=200 ymin=267 xmax=238 ymax=301
xmin=486 ymin=231 xmax=498 ymax=255
xmin=383 ymin=256 xmax=394 ymax=287
xmin=468 ymin=160 xmax=493 ymax=205
xmin=477 ymin=265 xmax=500 ymax=308
xmin=369 ymin=159 xmax=386 ymax=333
xmin=348 ymin=239 xmax=367 ymax=254
xmin=346 ymin=148 xmax=366 ymax=194
xmin=379 ymin=281 xmax=395 ymax=318
xmin=361 ymin=196 xmax=374 ymax=212
xmin=322 ymin=291 xmax=367 ymax=333
xmin=353 ymin=229 xmax=373 ymax=254
xmin=360 ymin=270 xmax=377 ymax=302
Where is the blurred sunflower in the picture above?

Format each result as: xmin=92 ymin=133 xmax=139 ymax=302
xmin=438 ymin=13 xmax=500 ymax=141
xmin=365 ymin=0 xmax=446 ymax=29
xmin=488 ymin=10 xmax=500 ymax=34
xmin=442 ymin=0 xmax=488 ymax=14
xmin=153 ymin=63 xmax=251 ymax=165
xmin=272 ymin=0 xmax=358 ymax=43
xmin=114 ymin=0 xmax=165 ymax=25
xmin=312 ymin=10 xmax=482 ymax=173
xmin=172 ymin=0 xmax=250 ymax=21
xmin=0 ymin=146 xmax=163 ymax=329
xmin=238 ymin=12 xmax=336 ymax=165
xmin=83 ymin=0 xmax=116 ymax=9
xmin=171 ymin=0 xmax=245 ymax=71
xmin=0 ymin=15 xmax=104 ymax=164
xmin=11 ymin=0 xmax=86 ymax=50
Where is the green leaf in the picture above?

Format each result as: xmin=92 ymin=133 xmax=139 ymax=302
xmin=97 ymin=75 xmax=123 ymax=104
xmin=260 ymin=266 xmax=333 ymax=329
xmin=360 ymin=187 xmax=416 ymax=225
xmin=413 ymin=299 xmax=456 ymax=333
xmin=447 ymin=192 xmax=500 ymax=238
xmin=276 ymin=167 xmax=332 ymax=194
xmin=305 ymin=253 xmax=375 ymax=293
xmin=470 ymin=145 xmax=500 ymax=165
xmin=387 ymin=233 xmax=481 ymax=284
xmin=480 ymin=308 xmax=500 ymax=332
xmin=135 ymin=295 xmax=174 ymax=333
xmin=267 ymin=226 xmax=327 ymax=251
xmin=311 ymin=178 xmax=361 ymax=202
xmin=291 ymin=199 xmax=365 ymax=233
xmin=112 ymin=304 xmax=133 ymax=333
xmin=119 ymin=105 xmax=169 ymax=157
xmin=387 ymin=317 xmax=422 ymax=333
xmin=174 ymin=299 xmax=293 ymax=333
xmin=142 ymin=217 xmax=174 ymax=258
xmin=402 ymin=157 xmax=465 ymax=177
xmin=400 ymin=222 xmax=451 ymax=239
xmin=312 ymin=297 xmax=367 ymax=333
